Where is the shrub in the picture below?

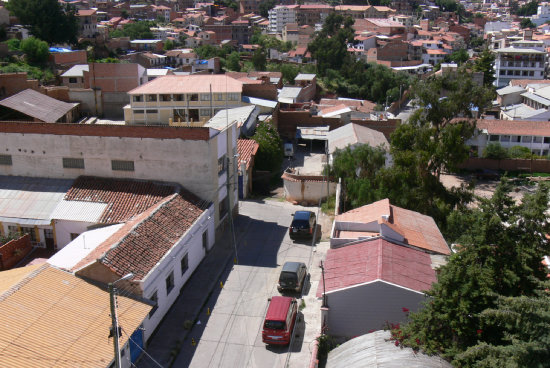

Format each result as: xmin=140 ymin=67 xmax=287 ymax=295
xmin=483 ymin=143 xmax=508 ymax=159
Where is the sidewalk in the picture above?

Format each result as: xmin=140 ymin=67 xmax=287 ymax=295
xmin=137 ymin=214 xmax=250 ymax=368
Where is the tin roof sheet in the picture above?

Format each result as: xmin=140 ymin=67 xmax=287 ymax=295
xmin=0 ymin=89 xmax=79 ymax=123
xmin=50 ymin=200 xmax=108 ymax=223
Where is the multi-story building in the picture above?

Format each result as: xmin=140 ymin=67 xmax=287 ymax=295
xmin=231 ymin=19 xmax=251 ymax=45
xmin=297 ymin=4 xmax=333 ymax=27
xmin=532 ymin=2 xmax=550 ymax=25
xmin=268 ymin=5 xmax=298 ymax=34
xmin=77 ymin=9 xmax=98 ymax=38
xmin=124 ymin=74 xmax=244 ymax=125
xmin=494 ymin=47 xmax=547 ymax=87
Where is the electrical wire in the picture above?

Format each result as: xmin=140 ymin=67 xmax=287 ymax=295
xmin=121 ymin=326 xmax=165 ymax=368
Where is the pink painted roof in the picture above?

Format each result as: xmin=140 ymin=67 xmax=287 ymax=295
xmin=336 ymin=199 xmax=450 ymax=255
xmin=316 ymin=238 xmax=437 ymax=297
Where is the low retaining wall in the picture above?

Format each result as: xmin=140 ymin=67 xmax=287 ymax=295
xmin=282 ymin=171 xmax=336 ymax=205
xmin=0 ymin=234 xmax=31 ymax=270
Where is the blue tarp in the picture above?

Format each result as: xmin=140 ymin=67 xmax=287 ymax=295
xmin=49 ymin=47 xmax=72 ymax=53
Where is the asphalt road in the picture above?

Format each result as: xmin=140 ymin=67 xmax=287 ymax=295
xmin=173 ymin=200 xmax=328 ymax=368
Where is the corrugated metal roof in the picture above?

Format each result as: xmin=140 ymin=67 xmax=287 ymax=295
xmin=328 ymin=123 xmax=389 ymax=154
xmin=60 ymin=64 xmax=89 ymax=78
xmin=0 ymin=176 xmax=73 ymax=223
xmin=0 ymin=264 xmax=42 ymax=294
xmin=50 ymin=200 xmax=108 ymax=223
xmin=296 ymin=126 xmax=329 ymax=140
xmin=327 ymin=330 xmax=452 ymax=368
xmin=0 ymin=89 xmax=79 ymax=123
xmin=0 ymin=265 xmax=151 ymax=368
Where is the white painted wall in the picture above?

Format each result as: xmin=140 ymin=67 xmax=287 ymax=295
xmin=54 ymin=219 xmax=96 ymax=249
xmin=140 ymin=206 xmax=215 ymax=341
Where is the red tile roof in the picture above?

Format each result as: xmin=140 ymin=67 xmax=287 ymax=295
xmin=476 ymin=119 xmax=550 ymax=137
xmin=64 ymin=176 xmax=177 ymax=223
xmin=316 ymin=238 xmax=437 ymax=297
xmin=336 ymin=199 xmax=450 ymax=255
xmin=509 ymin=79 xmax=550 ymax=87
xmin=237 ymin=139 xmax=259 ymax=170
xmin=74 ymin=191 xmax=206 ymax=280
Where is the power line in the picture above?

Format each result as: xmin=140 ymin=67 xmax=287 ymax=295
xmin=121 ymin=327 xmax=165 ymax=368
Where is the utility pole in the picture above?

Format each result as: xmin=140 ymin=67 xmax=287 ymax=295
xmin=109 ymin=273 xmax=133 ymax=368
xmin=109 ymin=283 xmax=122 ymax=368
xmin=320 ymin=260 xmax=328 ymax=308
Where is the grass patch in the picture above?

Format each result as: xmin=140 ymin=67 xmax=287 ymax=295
xmin=321 ymin=195 xmax=336 ymax=215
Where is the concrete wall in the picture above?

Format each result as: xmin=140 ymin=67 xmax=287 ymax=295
xmin=460 ymin=157 xmax=550 ymax=173
xmin=282 ymin=172 xmax=336 ymax=205
xmin=68 ymin=88 xmax=103 ymax=116
xmin=326 ymin=281 xmax=427 ymax=337
xmin=54 ymin=220 xmax=96 ymax=249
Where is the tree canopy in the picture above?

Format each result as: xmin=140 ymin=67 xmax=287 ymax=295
xmin=7 ymin=0 xmax=78 ymax=44
xmin=20 ymin=37 xmax=50 ymax=64
xmin=395 ymin=181 xmax=550 ymax=365
xmin=514 ymin=0 xmax=539 ymax=16
xmin=472 ymin=48 xmax=496 ymax=86
xmin=252 ymin=120 xmax=283 ymax=173
xmin=110 ymin=21 xmax=155 ymax=40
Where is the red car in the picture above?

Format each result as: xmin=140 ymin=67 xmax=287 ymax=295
xmin=262 ymin=296 xmax=298 ymax=345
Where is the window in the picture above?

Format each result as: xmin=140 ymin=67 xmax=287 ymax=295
xmin=69 ymin=77 xmax=77 ymax=83
xmin=189 ymin=93 xmax=198 ymax=101
xmin=200 ymin=108 xmax=211 ymax=116
xmin=161 ymin=94 xmax=171 ymax=101
xmin=7 ymin=225 xmax=18 ymax=236
xmin=228 ymin=93 xmax=239 ymax=101
xmin=501 ymin=135 xmax=510 ymax=142
xmin=533 ymin=136 xmax=543 ymax=143
xmin=499 ymin=70 xmax=505 ymax=75
xmin=133 ymin=95 xmax=143 ymax=102
xmin=20 ymin=227 xmax=37 ymax=242
xmin=111 ymin=160 xmax=135 ymax=171
xmin=215 ymin=93 xmax=224 ymax=101
xmin=200 ymin=93 xmax=211 ymax=101
xmin=544 ymin=137 xmax=550 ymax=144
xmin=165 ymin=271 xmax=174 ymax=294
xmin=219 ymin=195 xmax=228 ymax=219
xmin=529 ymin=71 xmax=534 ymax=77
xmin=218 ymin=155 xmax=226 ymax=176
xmin=202 ymin=231 xmax=208 ymax=253
xmin=522 ymin=136 xmax=532 ymax=143
xmin=146 ymin=109 xmax=158 ymax=114
xmin=147 ymin=94 xmax=157 ymax=102
xmin=0 ymin=154 xmax=12 ymax=166
xmin=174 ymin=94 xmax=184 ymax=101
xmin=489 ymin=135 xmax=499 ymax=142
xmin=181 ymin=254 xmax=189 ymax=275
xmin=62 ymin=157 xmax=84 ymax=169
xmin=148 ymin=291 xmax=158 ymax=317
xmin=134 ymin=110 xmax=145 ymax=114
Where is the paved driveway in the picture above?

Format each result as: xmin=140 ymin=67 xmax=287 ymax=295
xmin=173 ymin=200 xmax=328 ymax=368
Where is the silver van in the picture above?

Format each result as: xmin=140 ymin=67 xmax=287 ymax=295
xmin=278 ymin=262 xmax=307 ymax=293
xmin=284 ymin=142 xmax=294 ymax=158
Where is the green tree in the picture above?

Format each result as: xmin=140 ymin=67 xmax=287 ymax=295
xmin=279 ymin=64 xmax=299 ymax=84
xmin=163 ymin=39 xmax=175 ymax=51
xmin=508 ymin=145 xmax=533 ymax=158
xmin=397 ymin=181 xmax=550 ymax=363
xmin=520 ymin=17 xmax=537 ymax=29
xmin=307 ymin=13 xmax=354 ymax=75
xmin=483 ymin=142 xmax=509 ymax=159
xmin=6 ymin=0 xmax=78 ymax=44
xmin=330 ymin=144 xmax=387 ymax=208
xmin=110 ymin=21 xmax=155 ymax=40
xmin=226 ymin=52 xmax=241 ymax=71
xmin=6 ymin=38 xmax=21 ymax=51
xmin=259 ymin=0 xmax=276 ymax=17
xmin=515 ymin=0 xmax=539 ymax=16
xmin=20 ymin=37 xmax=50 ymax=64
xmin=446 ymin=48 xmax=469 ymax=65
xmin=473 ymin=48 xmax=496 ymax=86
xmin=252 ymin=120 xmax=283 ymax=173
xmin=251 ymin=49 xmax=266 ymax=71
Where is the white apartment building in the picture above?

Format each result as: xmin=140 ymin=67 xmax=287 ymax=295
xmin=268 ymin=5 xmax=298 ymax=34
xmin=494 ymin=46 xmax=547 ymax=87
xmin=532 ymin=2 xmax=550 ymax=25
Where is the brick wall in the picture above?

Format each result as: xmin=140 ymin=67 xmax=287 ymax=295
xmin=242 ymin=83 xmax=278 ymax=100
xmin=0 ymin=73 xmax=40 ymax=98
xmin=460 ymin=158 xmax=550 ymax=173
xmin=51 ymin=50 xmax=87 ymax=66
xmin=0 ymin=234 xmax=32 ymax=270
xmin=0 ymin=121 xmax=211 ymax=140
xmin=277 ymin=109 xmax=400 ymax=140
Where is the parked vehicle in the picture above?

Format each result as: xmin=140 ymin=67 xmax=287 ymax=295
xmin=289 ymin=211 xmax=316 ymax=240
xmin=284 ymin=142 xmax=294 ymax=158
xmin=262 ymin=296 xmax=298 ymax=345
xmin=278 ymin=262 xmax=307 ymax=293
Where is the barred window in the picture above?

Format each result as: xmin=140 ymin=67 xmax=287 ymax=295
xmin=62 ymin=157 xmax=84 ymax=169
xmin=147 ymin=94 xmax=157 ymax=102
xmin=227 ymin=93 xmax=240 ymax=101
xmin=200 ymin=93 xmax=211 ymax=101
xmin=218 ymin=155 xmax=226 ymax=176
xmin=111 ymin=160 xmax=135 ymax=171
xmin=0 ymin=155 xmax=12 ymax=166
xmin=200 ymin=108 xmax=211 ymax=116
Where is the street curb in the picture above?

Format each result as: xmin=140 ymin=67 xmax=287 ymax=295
xmin=166 ymin=217 xmax=252 ymax=367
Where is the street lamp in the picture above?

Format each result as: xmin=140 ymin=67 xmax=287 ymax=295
xmin=109 ymin=273 xmax=134 ymax=368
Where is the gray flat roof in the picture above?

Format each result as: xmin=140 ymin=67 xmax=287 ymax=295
xmin=0 ymin=176 xmax=74 ymax=225
xmin=0 ymin=89 xmax=78 ymax=123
